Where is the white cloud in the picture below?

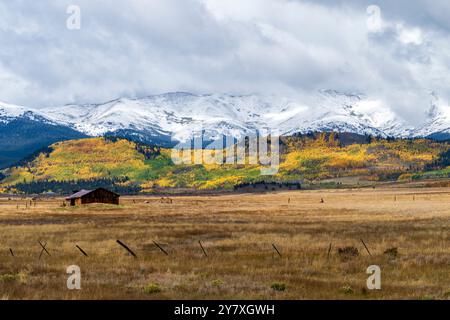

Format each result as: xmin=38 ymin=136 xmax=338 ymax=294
xmin=396 ymin=25 xmax=424 ymax=45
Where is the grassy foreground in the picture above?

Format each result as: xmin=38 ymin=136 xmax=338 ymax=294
xmin=0 ymin=186 xmax=449 ymax=299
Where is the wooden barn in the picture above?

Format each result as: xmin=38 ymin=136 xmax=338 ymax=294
xmin=65 ymin=188 xmax=120 ymax=206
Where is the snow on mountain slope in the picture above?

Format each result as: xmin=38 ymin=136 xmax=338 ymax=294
xmin=41 ymin=91 xmax=416 ymax=141
xmin=42 ymin=93 xmax=280 ymax=141
xmin=2 ymin=91 xmax=449 ymax=144
xmin=275 ymin=90 xmax=406 ymax=137
xmin=0 ymin=101 xmax=87 ymax=169
xmin=0 ymin=101 xmax=54 ymax=124
xmin=413 ymin=93 xmax=450 ymax=138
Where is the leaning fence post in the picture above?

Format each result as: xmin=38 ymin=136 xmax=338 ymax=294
xmin=75 ymin=245 xmax=88 ymax=257
xmin=327 ymin=242 xmax=332 ymax=260
xmin=272 ymin=243 xmax=282 ymax=257
xmin=360 ymin=239 xmax=372 ymax=256
xmin=153 ymin=241 xmax=169 ymax=256
xmin=116 ymin=240 xmax=137 ymax=258
xmin=38 ymin=240 xmax=51 ymax=259
xmin=198 ymin=240 xmax=207 ymax=257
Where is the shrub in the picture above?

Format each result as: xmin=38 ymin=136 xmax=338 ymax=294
xmin=397 ymin=173 xmax=413 ymax=181
xmin=143 ymin=283 xmax=161 ymax=294
xmin=211 ymin=279 xmax=224 ymax=287
xmin=384 ymin=247 xmax=399 ymax=259
xmin=340 ymin=285 xmax=354 ymax=295
xmin=0 ymin=274 xmax=19 ymax=282
xmin=337 ymin=246 xmax=359 ymax=261
xmin=442 ymin=289 xmax=450 ymax=298
xmin=271 ymin=282 xmax=286 ymax=292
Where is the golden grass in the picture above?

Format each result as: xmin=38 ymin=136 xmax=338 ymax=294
xmin=0 ymin=186 xmax=449 ymax=300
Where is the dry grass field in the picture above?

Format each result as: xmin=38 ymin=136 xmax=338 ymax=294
xmin=0 ymin=186 xmax=449 ymax=300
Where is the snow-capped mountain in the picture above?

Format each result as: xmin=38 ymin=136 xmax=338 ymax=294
xmin=0 ymin=91 xmax=447 ymax=168
xmin=412 ymin=93 xmax=450 ymax=140
xmin=0 ymin=101 xmax=54 ymax=124
xmin=271 ymin=90 xmax=412 ymax=138
xmin=0 ymin=101 xmax=86 ymax=169
xmin=1 ymin=90 xmax=449 ymax=150
xmin=38 ymin=91 xmax=422 ymax=143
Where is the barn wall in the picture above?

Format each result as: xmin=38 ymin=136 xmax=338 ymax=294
xmin=80 ymin=189 xmax=119 ymax=205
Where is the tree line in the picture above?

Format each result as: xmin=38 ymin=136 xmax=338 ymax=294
xmin=13 ymin=177 xmax=141 ymax=195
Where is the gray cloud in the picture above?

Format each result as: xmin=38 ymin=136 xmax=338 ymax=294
xmin=0 ymin=0 xmax=449 ymax=125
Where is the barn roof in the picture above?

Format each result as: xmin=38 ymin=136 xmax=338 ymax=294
xmin=66 ymin=189 xmax=93 ymax=200
xmin=65 ymin=188 xmax=120 ymax=200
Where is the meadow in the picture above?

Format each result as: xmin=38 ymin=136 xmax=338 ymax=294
xmin=0 ymin=185 xmax=449 ymax=300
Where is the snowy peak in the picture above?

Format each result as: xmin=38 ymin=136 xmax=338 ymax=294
xmin=38 ymin=91 xmax=434 ymax=141
xmin=1 ymin=91 xmax=449 ymax=144
xmin=273 ymin=91 xmax=410 ymax=138
xmin=414 ymin=93 xmax=450 ymax=137
xmin=0 ymin=101 xmax=54 ymax=124
xmin=0 ymin=101 xmax=30 ymax=122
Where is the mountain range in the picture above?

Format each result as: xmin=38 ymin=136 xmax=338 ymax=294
xmin=0 ymin=91 xmax=449 ymax=168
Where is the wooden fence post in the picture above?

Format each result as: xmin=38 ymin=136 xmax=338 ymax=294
xmin=153 ymin=241 xmax=169 ymax=256
xmin=38 ymin=241 xmax=51 ymax=259
xmin=327 ymin=243 xmax=332 ymax=260
xmin=198 ymin=240 xmax=207 ymax=257
xmin=360 ymin=239 xmax=372 ymax=256
xmin=272 ymin=243 xmax=282 ymax=257
xmin=116 ymin=240 xmax=137 ymax=258
xmin=76 ymin=245 xmax=88 ymax=257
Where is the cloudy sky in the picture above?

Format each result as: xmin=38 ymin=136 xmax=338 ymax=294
xmin=1 ymin=0 xmax=450 ymax=124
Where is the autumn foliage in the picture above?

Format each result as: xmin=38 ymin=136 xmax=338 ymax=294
xmin=0 ymin=135 xmax=448 ymax=192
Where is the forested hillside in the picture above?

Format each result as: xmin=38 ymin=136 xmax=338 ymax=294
xmin=0 ymin=134 xmax=448 ymax=194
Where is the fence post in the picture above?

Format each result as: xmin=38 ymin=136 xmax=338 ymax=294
xmin=198 ymin=240 xmax=207 ymax=257
xmin=76 ymin=245 xmax=88 ymax=257
xmin=360 ymin=239 xmax=372 ymax=256
xmin=272 ymin=243 xmax=282 ymax=257
xmin=153 ymin=241 xmax=169 ymax=256
xmin=116 ymin=240 xmax=137 ymax=258
xmin=327 ymin=243 xmax=332 ymax=260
